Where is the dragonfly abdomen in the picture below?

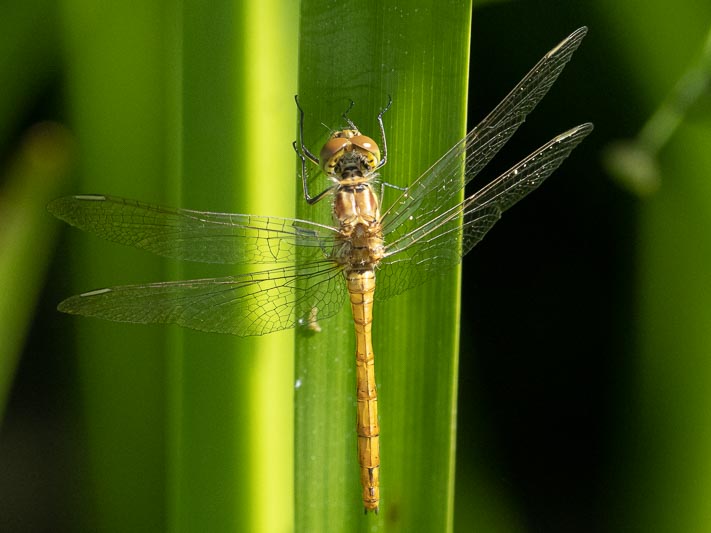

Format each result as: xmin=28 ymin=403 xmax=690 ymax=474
xmin=346 ymin=268 xmax=381 ymax=513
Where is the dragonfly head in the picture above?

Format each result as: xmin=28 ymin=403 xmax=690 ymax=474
xmin=319 ymin=129 xmax=381 ymax=180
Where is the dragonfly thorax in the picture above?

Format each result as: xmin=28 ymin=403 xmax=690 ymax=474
xmin=334 ymin=221 xmax=385 ymax=269
xmin=319 ymin=129 xmax=381 ymax=180
xmin=333 ymin=183 xmax=384 ymax=269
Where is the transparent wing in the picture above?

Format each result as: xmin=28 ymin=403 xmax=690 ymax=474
xmin=380 ymin=27 xmax=588 ymax=242
xmin=57 ymin=260 xmax=347 ymax=336
xmin=376 ymin=123 xmax=593 ymax=300
xmin=48 ymin=194 xmax=340 ymax=264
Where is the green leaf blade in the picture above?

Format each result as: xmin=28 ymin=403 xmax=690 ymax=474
xmin=295 ymin=1 xmax=473 ymax=531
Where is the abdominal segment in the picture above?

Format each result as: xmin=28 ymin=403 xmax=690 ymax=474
xmin=347 ymin=269 xmax=380 ymax=513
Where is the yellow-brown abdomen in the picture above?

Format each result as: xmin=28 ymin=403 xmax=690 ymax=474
xmin=346 ymin=268 xmax=380 ymax=513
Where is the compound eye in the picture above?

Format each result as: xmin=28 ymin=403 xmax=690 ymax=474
xmin=349 ymin=135 xmax=380 ymax=157
xmin=350 ymin=135 xmax=381 ymax=168
xmin=319 ymin=137 xmax=350 ymax=174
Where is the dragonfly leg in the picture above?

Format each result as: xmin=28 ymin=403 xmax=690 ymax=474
xmin=375 ymin=95 xmax=392 ymax=170
xmin=293 ymin=96 xmax=336 ymax=205
xmin=292 ymin=141 xmax=334 ymax=205
xmin=378 ymin=180 xmax=407 ymax=207
xmin=294 ymin=94 xmax=319 ymax=164
xmin=342 ymin=99 xmax=357 ymax=130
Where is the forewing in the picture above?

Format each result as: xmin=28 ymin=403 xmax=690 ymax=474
xmin=57 ymin=260 xmax=347 ymax=336
xmin=380 ymin=27 xmax=588 ymax=241
xmin=377 ymin=124 xmax=593 ymax=300
xmin=377 ymin=206 xmax=501 ymax=300
xmin=48 ymin=194 xmax=339 ymax=264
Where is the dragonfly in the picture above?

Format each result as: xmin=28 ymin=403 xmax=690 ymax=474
xmin=49 ymin=27 xmax=592 ymax=513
